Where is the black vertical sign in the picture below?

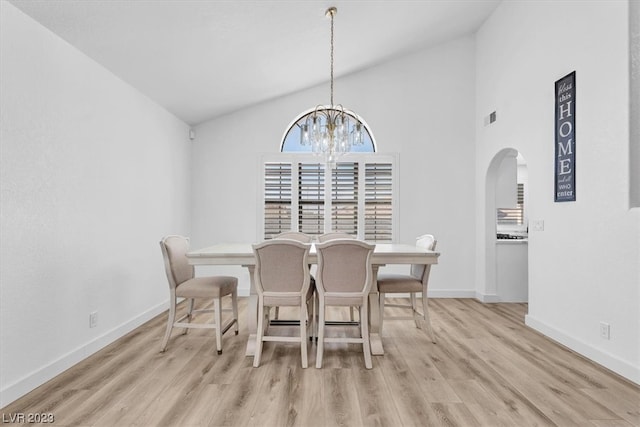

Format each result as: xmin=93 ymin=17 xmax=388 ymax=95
xmin=555 ymin=71 xmax=576 ymax=202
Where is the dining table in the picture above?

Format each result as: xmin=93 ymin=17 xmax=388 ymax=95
xmin=186 ymin=242 xmax=440 ymax=356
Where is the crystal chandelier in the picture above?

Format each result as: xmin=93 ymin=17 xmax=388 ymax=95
xmin=300 ymin=7 xmax=365 ymax=164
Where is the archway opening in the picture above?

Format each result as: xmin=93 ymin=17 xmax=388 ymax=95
xmin=485 ymin=148 xmax=529 ymax=302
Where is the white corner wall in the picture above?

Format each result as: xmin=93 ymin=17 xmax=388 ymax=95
xmin=475 ymin=0 xmax=639 ymax=383
xmin=631 ymin=0 xmax=639 ymax=207
xmin=0 ymin=3 xmax=191 ymax=406
xmin=191 ymin=37 xmax=477 ymax=298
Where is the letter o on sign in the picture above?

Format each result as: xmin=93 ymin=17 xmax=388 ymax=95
xmin=559 ymin=121 xmax=573 ymax=138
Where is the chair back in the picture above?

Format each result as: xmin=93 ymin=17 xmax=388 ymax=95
xmin=273 ymin=231 xmax=313 ymax=243
xmin=315 ymin=239 xmax=375 ymax=295
xmin=252 ymin=239 xmax=311 ymax=295
xmin=410 ymin=234 xmax=437 ymax=283
xmin=160 ymin=235 xmax=194 ymax=289
xmin=317 ymin=232 xmax=355 ymax=243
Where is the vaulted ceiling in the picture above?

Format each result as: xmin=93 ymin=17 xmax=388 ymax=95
xmin=8 ymin=0 xmax=500 ymax=125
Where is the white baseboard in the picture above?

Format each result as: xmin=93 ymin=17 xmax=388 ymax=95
xmin=525 ymin=314 xmax=640 ymax=385
xmin=428 ymin=289 xmax=476 ymax=298
xmin=475 ymin=292 xmax=501 ymax=302
xmin=0 ymin=301 xmax=169 ymax=408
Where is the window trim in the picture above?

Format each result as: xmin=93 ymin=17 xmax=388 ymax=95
xmin=257 ymin=153 xmax=398 ymax=242
xmin=279 ymin=106 xmax=378 ymax=153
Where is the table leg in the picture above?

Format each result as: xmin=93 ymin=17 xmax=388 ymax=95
xmin=369 ymin=265 xmax=384 ymax=355
xmin=243 ymin=265 xmax=258 ymax=357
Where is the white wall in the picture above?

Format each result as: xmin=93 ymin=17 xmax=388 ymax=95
xmin=476 ymin=0 xmax=639 ymax=383
xmin=0 ymin=3 xmax=191 ymax=406
xmin=631 ymin=0 xmax=639 ymax=207
xmin=191 ymin=37 xmax=477 ymax=297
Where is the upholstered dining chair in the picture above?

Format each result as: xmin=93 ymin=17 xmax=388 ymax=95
xmin=252 ymin=239 xmax=315 ymax=368
xmin=316 ymin=232 xmax=355 ymax=243
xmin=273 ymin=231 xmax=313 ymax=243
xmin=159 ymin=235 xmax=238 ymax=355
xmin=272 ymin=231 xmax=314 ymax=320
xmin=376 ymin=234 xmax=437 ymax=343
xmin=316 ymin=232 xmax=357 ymax=321
xmin=315 ymin=239 xmax=375 ymax=369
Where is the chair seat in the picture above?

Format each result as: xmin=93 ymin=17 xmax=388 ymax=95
xmin=175 ymin=276 xmax=238 ymax=298
xmin=377 ymin=274 xmax=422 ymax=293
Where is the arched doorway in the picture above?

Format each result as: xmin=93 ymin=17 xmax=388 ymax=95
xmin=485 ymin=148 xmax=529 ymax=302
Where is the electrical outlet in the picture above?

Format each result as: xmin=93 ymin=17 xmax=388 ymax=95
xmin=599 ymin=322 xmax=610 ymax=340
xmin=532 ymin=220 xmax=544 ymax=231
xmin=89 ymin=311 xmax=98 ymax=328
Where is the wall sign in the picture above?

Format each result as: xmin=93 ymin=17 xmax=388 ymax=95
xmin=555 ymin=71 xmax=576 ymax=202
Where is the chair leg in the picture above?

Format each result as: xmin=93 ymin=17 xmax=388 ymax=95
xmin=379 ymin=292 xmax=386 ymax=335
xmin=349 ymin=306 xmax=355 ymax=322
xmin=160 ymin=294 xmax=176 ymax=352
xmin=231 ymin=290 xmax=239 ymax=335
xmin=300 ymin=303 xmax=308 ymax=369
xmin=183 ymin=298 xmax=195 ymax=335
xmin=314 ymin=293 xmax=319 ymax=343
xmin=214 ymin=298 xmax=223 ymax=354
xmin=410 ymin=293 xmax=421 ymax=330
xmin=315 ymin=301 xmax=326 ymax=369
xmin=422 ymin=294 xmax=436 ymax=344
xmin=306 ymin=297 xmax=314 ymax=342
xmin=254 ymin=302 xmax=265 ymax=367
xmin=360 ymin=300 xmax=372 ymax=369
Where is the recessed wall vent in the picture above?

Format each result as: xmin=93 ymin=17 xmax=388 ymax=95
xmin=484 ymin=111 xmax=497 ymax=127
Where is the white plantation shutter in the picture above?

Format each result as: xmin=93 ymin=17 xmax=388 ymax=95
xmin=298 ymin=163 xmax=325 ymax=235
xmin=365 ymin=163 xmax=393 ymax=242
xmin=263 ymin=162 xmax=292 ymax=239
xmin=331 ymin=162 xmax=358 ymax=235
xmin=260 ymin=154 xmax=396 ymax=241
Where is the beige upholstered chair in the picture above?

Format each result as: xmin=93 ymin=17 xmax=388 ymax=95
xmin=159 ymin=235 xmax=238 ymax=354
xmin=315 ymin=239 xmax=375 ymax=369
xmin=316 ymin=232 xmax=357 ymax=321
xmin=376 ymin=234 xmax=437 ymax=343
xmin=317 ymin=232 xmax=355 ymax=243
xmin=273 ymin=231 xmax=313 ymax=320
xmin=274 ymin=231 xmax=313 ymax=243
xmin=252 ymin=239 xmax=314 ymax=368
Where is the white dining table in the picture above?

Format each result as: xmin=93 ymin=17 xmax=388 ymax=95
xmin=187 ymin=242 xmax=440 ymax=356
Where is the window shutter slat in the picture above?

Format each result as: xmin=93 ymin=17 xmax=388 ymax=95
xmin=264 ymin=163 xmax=292 ymax=239
xmin=497 ymin=183 xmax=525 ymax=226
xmin=331 ymin=162 xmax=358 ymax=235
xmin=298 ymin=163 xmax=324 ymax=235
xmin=365 ymin=163 xmax=393 ymax=242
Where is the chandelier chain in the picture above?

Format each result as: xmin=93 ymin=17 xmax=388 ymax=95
xmin=297 ymin=6 xmax=365 ymax=166
xmin=330 ymin=9 xmax=334 ymax=107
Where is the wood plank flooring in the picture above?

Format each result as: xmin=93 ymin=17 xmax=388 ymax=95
xmin=2 ymin=298 xmax=639 ymax=426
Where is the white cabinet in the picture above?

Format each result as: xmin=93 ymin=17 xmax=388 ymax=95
xmin=496 ymin=241 xmax=528 ymax=302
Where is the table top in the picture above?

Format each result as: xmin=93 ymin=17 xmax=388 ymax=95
xmin=187 ymin=242 xmax=440 ymax=266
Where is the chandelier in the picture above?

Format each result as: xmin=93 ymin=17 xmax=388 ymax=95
xmin=300 ymin=7 xmax=365 ymax=164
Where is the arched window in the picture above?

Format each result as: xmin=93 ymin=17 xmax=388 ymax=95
xmin=260 ymin=108 xmax=394 ymax=242
xmin=280 ymin=108 xmax=376 ymax=153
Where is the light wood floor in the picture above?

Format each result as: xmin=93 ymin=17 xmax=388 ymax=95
xmin=3 ymin=298 xmax=639 ymax=426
